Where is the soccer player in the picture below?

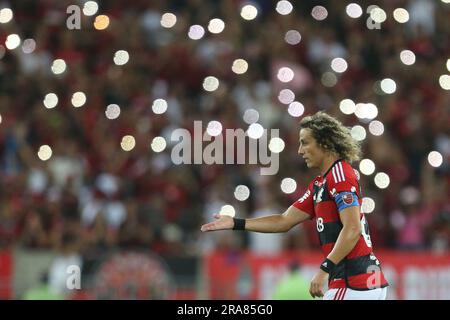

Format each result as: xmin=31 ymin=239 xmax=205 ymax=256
xmin=201 ymin=111 xmax=389 ymax=300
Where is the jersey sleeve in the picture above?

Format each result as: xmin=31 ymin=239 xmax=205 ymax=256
xmin=292 ymin=181 xmax=315 ymax=218
xmin=328 ymin=162 xmax=361 ymax=212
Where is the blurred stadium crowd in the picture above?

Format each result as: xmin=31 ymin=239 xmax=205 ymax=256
xmin=0 ymin=0 xmax=449 ymax=293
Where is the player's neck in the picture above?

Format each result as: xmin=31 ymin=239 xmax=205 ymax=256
xmin=319 ymin=155 xmax=340 ymax=176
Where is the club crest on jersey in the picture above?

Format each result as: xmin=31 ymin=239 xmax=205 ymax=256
xmin=343 ymin=193 xmax=353 ymax=205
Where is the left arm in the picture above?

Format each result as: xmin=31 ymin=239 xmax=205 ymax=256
xmin=309 ymin=205 xmax=361 ymax=298
xmin=326 ymin=206 xmax=361 ymax=264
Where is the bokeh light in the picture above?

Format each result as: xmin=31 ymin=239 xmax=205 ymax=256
xmin=121 ymin=135 xmax=136 ymax=152
xmin=247 ymin=123 xmax=264 ymax=139
xmin=43 ymin=93 xmax=58 ymax=109
xmin=374 ymin=172 xmax=390 ymax=189
xmin=362 ymin=197 xmax=375 ymax=214
xmin=370 ymin=7 xmax=387 ymax=23
xmin=359 ymin=159 xmax=376 ymax=175
xmin=5 ymin=34 xmax=21 ymax=50
xmin=369 ymin=120 xmax=385 ymax=136
xmin=355 ymin=103 xmax=378 ymax=120
xmin=208 ymin=18 xmax=225 ymax=34
xmin=243 ymin=109 xmax=259 ymax=124
xmin=331 ymin=57 xmax=348 ymax=73
xmin=241 ymin=4 xmax=258 ymax=20
xmin=439 ymin=75 xmax=450 ymax=90
xmin=380 ymin=78 xmax=397 ymax=94
xmin=203 ymin=76 xmax=220 ymax=92
xmin=339 ymin=99 xmax=356 ymax=115
xmin=113 ymin=50 xmax=130 ymax=66
xmin=234 ymin=185 xmax=250 ymax=201
xmin=51 ymin=59 xmax=67 ymax=75
xmin=22 ymin=39 xmax=36 ymax=54
xmin=281 ymin=178 xmax=297 ymax=194
xmin=321 ymin=72 xmax=337 ymax=87
xmin=37 ymin=145 xmax=52 ymax=161
xmin=161 ymin=13 xmax=177 ymax=28
xmin=105 ymin=104 xmax=121 ymax=119
xmin=288 ymin=101 xmax=305 ymax=117
xmin=220 ymin=205 xmax=236 ymax=217
xmin=285 ymin=30 xmax=301 ymax=45
xmin=351 ymin=125 xmax=367 ymax=141
xmin=278 ymin=89 xmax=295 ymax=104
xmin=232 ymin=59 xmax=249 ymax=74
xmin=393 ymin=8 xmax=409 ymax=23
xmin=0 ymin=8 xmax=13 ymax=23
xmin=71 ymin=92 xmax=87 ymax=108
xmin=152 ymin=99 xmax=168 ymax=114
xmin=428 ymin=151 xmax=443 ymax=167
xmin=346 ymin=3 xmax=363 ymax=18
xmin=83 ymin=1 xmax=99 ymax=16
xmin=188 ymin=25 xmax=205 ymax=40
xmin=277 ymin=67 xmax=294 ymax=82
xmin=400 ymin=50 xmax=416 ymax=65
xmin=269 ymin=137 xmax=285 ymax=153
xmin=311 ymin=6 xmax=328 ymax=20
xmin=151 ymin=137 xmax=167 ymax=153
xmin=94 ymin=15 xmax=110 ymax=30
xmin=206 ymin=121 xmax=223 ymax=137
xmin=276 ymin=1 xmax=293 ymax=15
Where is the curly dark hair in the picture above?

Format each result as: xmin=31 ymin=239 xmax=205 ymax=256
xmin=300 ymin=112 xmax=362 ymax=163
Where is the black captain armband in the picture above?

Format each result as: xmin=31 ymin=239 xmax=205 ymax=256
xmin=232 ymin=218 xmax=246 ymax=230
xmin=320 ymin=258 xmax=336 ymax=274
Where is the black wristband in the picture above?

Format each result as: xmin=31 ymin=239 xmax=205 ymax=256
xmin=320 ymin=258 xmax=336 ymax=274
xmin=232 ymin=218 xmax=246 ymax=230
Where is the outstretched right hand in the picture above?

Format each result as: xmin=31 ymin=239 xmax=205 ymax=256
xmin=200 ymin=214 xmax=234 ymax=232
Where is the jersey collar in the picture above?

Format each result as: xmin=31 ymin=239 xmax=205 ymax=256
xmin=321 ymin=158 xmax=343 ymax=179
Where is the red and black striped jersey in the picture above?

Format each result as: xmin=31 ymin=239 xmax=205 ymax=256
xmin=293 ymin=159 xmax=388 ymax=290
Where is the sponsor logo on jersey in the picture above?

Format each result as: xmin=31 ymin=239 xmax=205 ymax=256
xmin=298 ymin=190 xmax=311 ymax=203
